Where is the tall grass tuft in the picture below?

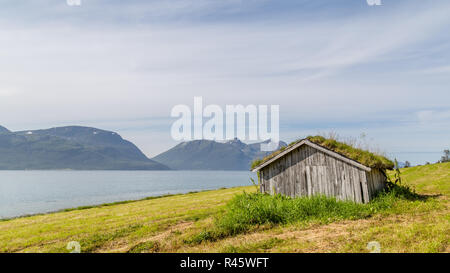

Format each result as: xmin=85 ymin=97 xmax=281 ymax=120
xmin=215 ymin=193 xmax=369 ymax=237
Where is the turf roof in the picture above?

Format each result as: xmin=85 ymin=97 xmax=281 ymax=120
xmin=251 ymin=135 xmax=394 ymax=170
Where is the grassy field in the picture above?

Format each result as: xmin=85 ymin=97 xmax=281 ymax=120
xmin=0 ymin=163 xmax=448 ymax=253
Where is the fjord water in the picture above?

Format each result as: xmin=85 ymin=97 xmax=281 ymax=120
xmin=0 ymin=171 xmax=256 ymax=219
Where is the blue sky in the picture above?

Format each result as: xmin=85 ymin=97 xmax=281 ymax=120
xmin=0 ymin=0 xmax=449 ymax=165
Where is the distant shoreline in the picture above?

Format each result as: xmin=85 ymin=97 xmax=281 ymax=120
xmin=0 ymin=186 xmax=243 ymax=222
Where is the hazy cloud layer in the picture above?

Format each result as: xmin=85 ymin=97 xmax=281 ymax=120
xmin=1 ymin=0 xmax=449 ymax=164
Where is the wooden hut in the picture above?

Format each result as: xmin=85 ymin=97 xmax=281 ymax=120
xmin=251 ymin=138 xmax=391 ymax=203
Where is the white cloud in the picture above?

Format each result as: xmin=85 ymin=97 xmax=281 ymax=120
xmin=416 ymin=109 xmax=450 ymax=123
xmin=0 ymin=88 xmax=18 ymax=97
xmin=420 ymin=65 xmax=450 ymax=75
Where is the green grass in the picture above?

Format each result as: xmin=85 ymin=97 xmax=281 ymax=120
xmin=389 ymin=163 xmax=450 ymax=195
xmin=128 ymin=241 xmax=160 ymax=253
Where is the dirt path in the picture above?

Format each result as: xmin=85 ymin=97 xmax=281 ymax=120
xmin=95 ymin=221 xmax=194 ymax=253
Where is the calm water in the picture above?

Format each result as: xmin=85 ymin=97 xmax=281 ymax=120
xmin=0 ymin=171 xmax=256 ymax=219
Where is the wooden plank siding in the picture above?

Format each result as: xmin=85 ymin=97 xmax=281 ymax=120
xmin=259 ymin=145 xmax=386 ymax=203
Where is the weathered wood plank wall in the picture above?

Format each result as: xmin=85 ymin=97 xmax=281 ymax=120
xmin=259 ymin=145 xmax=386 ymax=203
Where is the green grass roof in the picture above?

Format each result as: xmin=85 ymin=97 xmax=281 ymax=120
xmin=251 ymin=135 xmax=394 ymax=170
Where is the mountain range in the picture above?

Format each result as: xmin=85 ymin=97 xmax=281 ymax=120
xmin=152 ymin=138 xmax=287 ymax=170
xmin=0 ymin=125 xmax=169 ymax=170
xmin=0 ymin=125 xmax=286 ymax=170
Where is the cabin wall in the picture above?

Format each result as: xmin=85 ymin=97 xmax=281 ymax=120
xmin=366 ymin=169 xmax=387 ymax=197
xmin=259 ymin=145 xmax=384 ymax=203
